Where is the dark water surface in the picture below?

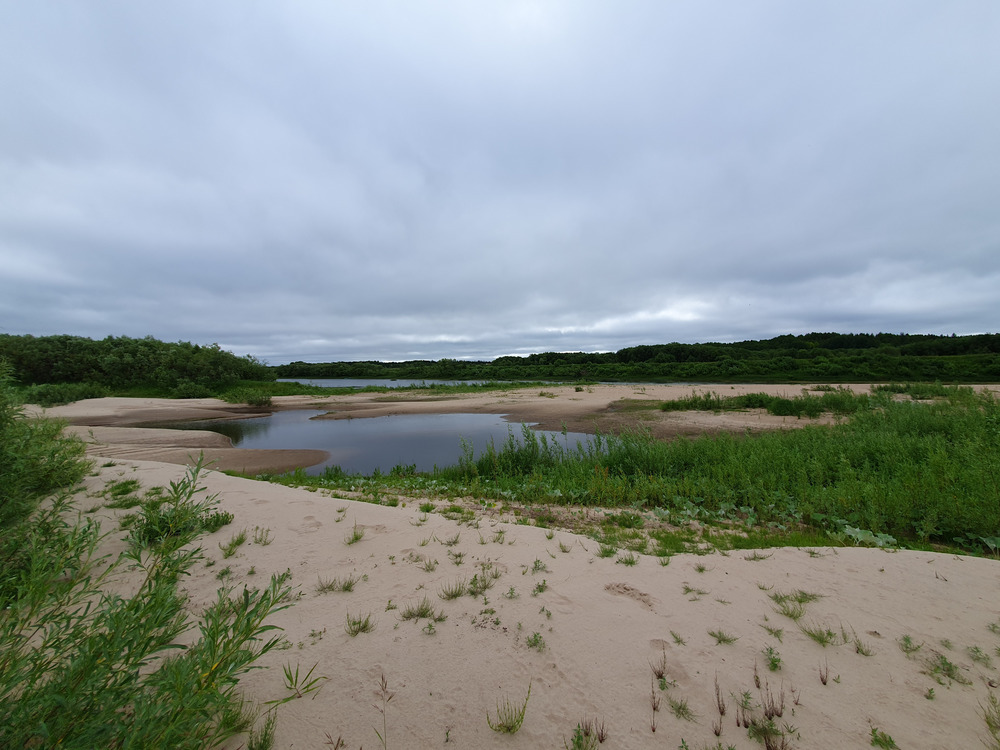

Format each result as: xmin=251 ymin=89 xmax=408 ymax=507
xmin=167 ymin=410 xmax=594 ymax=476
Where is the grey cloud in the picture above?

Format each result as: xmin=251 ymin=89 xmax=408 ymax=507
xmin=1 ymin=2 xmax=998 ymax=363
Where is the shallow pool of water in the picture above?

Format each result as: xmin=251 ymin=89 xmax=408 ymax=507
xmin=167 ymin=410 xmax=595 ymax=476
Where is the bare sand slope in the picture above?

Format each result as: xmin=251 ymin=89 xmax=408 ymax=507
xmin=36 ymin=386 xmax=1000 ymax=748
xmin=75 ymin=459 xmax=1000 ymax=750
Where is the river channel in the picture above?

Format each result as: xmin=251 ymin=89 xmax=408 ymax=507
xmin=165 ymin=410 xmax=595 ymax=476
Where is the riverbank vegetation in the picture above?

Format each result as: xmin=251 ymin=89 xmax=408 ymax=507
xmin=276 ymin=332 xmax=1000 ymax=383
xmin=259 ymin=385 xmax=1000 ymax=558
xmin=3 ymin=332 xmax=998 ymax=407
xmin=0 ymin=369 xmax=288 ymax=748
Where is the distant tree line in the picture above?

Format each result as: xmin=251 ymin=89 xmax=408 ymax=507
xmin=0 ymin=335 xmax=272 ymax=399
xmin=275 ymin=333 xmax=1000 ymax=383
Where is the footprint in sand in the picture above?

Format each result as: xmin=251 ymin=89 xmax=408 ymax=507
xmin=605 ymin=582 xmax=657 ymax=610
xmin=296 ymin=515 xmax=322 ymax=533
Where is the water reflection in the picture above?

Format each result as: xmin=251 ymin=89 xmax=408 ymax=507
xmin=168 ymin=410 xmax=594 ymax=476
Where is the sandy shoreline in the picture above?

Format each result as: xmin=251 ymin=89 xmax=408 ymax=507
xmin=36 ymin=383 xmax=875 ymax=474
xmin=34 ymin=386 xmax=1000 ymax=748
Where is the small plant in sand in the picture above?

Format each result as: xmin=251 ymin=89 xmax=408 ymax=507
xmin=649 ymin=678 xmax=661 ymax=733
xmin=616 ymin=551 xmax=639 ymax=566
xmin=252 ymin=525 xmax=273 ymax=545
xmin=563 ymin=717 xmax=607 ymax=749
xmin=526 ymin=632 xmax=546 ymax=651
xmin=898 ymin=634 xmax=923 ymax=656
xmin=345 ymin=611 xmax=376 ymax=636
xmin=273 ymin=662 xmax=327 ymax=703
xmin=438 ymin=579 xmax=467 ymax=600
xmin=399 ymin=597 xmax=447 ymax=623
xmin=372 ymin=673 xmax=394 ymax=750
xmin=487 ymin=682 xmax=531 ymax=734
xmin=968 ymin=645 xmax=994 ymax=668
xmin=344 ymin=523 xmax=365 ymax=545
xmin=597 ymin=544 xmax=617 ymax=558
xmin=763 ymin=646 xmax=783 ymax=671
xmin=317 ymin=574 xmax=359 ymax=594
xmin=671 ymin=630 xmax=687 ymax=646
xmin=219 ymin=528 xmax=248 ymax=558
xmin=980 ymin=692 xmax=1000 ymax=750
xmin=442 ymin=532 xmax=461 ymax=547
xmin=800 ymin=622 xmax=840 ymax=647
xmin=869 ymin=725 xmax=898 ymax=748
xmin=708 ymin=629 xmax=738 ymax=645
xmin=924 ymin=651 xmax=972 ymax=685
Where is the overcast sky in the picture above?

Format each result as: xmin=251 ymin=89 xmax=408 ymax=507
xmin=1 ymin=2 xmax=998 ymax=364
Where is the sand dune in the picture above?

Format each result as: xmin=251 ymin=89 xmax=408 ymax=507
xmin=40 ymin=387 xmax=1000 ymax=749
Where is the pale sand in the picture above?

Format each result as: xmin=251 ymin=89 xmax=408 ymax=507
xmin=35 ymin=386 xmax=1000 ymax=748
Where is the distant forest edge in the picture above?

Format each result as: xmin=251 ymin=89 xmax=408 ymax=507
xmin=2 ymin=333 xmax=999 ymax=404
xmin=0 ymin=334 xmax=271 ymax=402
xmin=276 ymin=332 xmax=1000 ymax=383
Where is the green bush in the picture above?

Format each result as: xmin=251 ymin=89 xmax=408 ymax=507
xmin=0 ymin=455 xmax=288 ymax=749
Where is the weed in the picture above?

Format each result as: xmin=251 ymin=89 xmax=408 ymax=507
xmin=442 ymin=532 xmax=461 ymax=547
xmin=898 ymin=634 xmax=923 ymax=656
xmin=671 ymin=630 xmax=687 ymax=646
xmin=559 ymin=541 xmax=572 ymax=553
xmin=564 ymin=719 xmax=603 ymax=750
xmin=869 ymin=726 xmax=898 ymax=748
xmin=399 ymin=597 xmax=447 ymax=623
xmin=925 ymin=687 xmax=935 ymax=700
xmin=616 ymin=551 xmax=639 ymax=566
xmin=372 ymin=673 xmax=394 ymax=750
xmin=448 ymin=550 xmax=465 ymax=566
xmin=708 ymin=629 xmax=738 ymax=645
xmin=316 ymin=574 xmax=359 ymax=593
xmin=763 ymin=646 xmax=782 ymax=671
xmin=419 ymin=501 xmax=435 ymax=513
xmin=668 ymin=695 xmax=697 ymax=722
xmin=345 ymin=612 xmax=376 ymax=636
xmin=271 ymin=662 xmax=327 ymax=704
xmin=532 ymin=579 xmax=548 ymax=596
xmin=968 ymin=645 xmax=994 ymax=668
xmin=216 ymin=566 xmax=233 ymax=581
xmin=650 ymin=647 xmax=669 ymax=679
xmin=745 ymin=551 xmax=773 ymax=561
xmin=597 ymin=544 xmax=617 ymax=558
xmin=980 ymin=692 xmax=1000 ymax=750
xmin=503 ymin=586 xmax=519 ymax=599
xmin=800 ymin=622 xmax=840 ymax=647
xmin=762 ymin=624 xmax=784 ymax=642
xmin=925 ymin=651 xmax=972 ymax=685
xmin=487 ymin=682 xmax=531 ymax=734
xmin=345 ymin=523 xmax=365 ymax=545
xmin=531 ymin=558 xmax=549 ymax=574
xmin=420 ymin=557 xmax=439 ymax=572
xmin=438 ymin=579 xmax=467 ymax=600
xmin=253 ymin=526 xmax=273 ymax=545
xmin=526 ymin=632 xmax=546 ymax=651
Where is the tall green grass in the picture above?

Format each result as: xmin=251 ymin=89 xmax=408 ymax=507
xmin=266 ymin=386 xmax=1000 ymax=552
xmin=1 ymin=367 xmax=289 ymax=748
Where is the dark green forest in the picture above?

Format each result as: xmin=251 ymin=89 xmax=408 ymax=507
xmin=0 ymin=334 xmax=272 ymax=403
xmin=275 ymin=332 xmax=1000 ymax=383
xmin=2 ymin=332 xmax=998 ymax=407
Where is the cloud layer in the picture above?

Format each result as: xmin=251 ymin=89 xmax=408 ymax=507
xmin=2 ymin=2 xmax=998 ymax=363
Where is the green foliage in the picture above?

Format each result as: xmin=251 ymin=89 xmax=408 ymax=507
xmin=273 ymin=332 xmax=1000 ymax=383
xmin=127 ymin=457 xmax=234 ymax=549
xmin=0 ymin=364 xmax=90 ymax=530
xmin=0 ymin=444 xmax=293 ymax=748
xmin=1 ymin=334 xmax=272 ymax=396
xmin=487 ymin=682 xmax=531 ymax=734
